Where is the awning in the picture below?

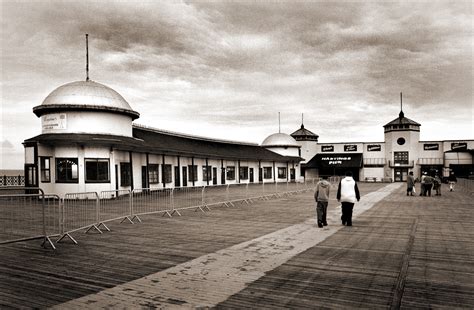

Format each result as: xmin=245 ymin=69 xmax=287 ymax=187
xmin=304 ymin=153 xmax=363 ymax=168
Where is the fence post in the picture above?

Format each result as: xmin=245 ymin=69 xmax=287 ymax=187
xmin=39 ymin=189 xmax=56 ymax=249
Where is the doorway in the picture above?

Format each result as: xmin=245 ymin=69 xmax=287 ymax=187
xmin=174 ymin=166 xmax=181 ymax=187
xmin=249 ymin=168 xmax=254 ymax=183
xmin=212 ymin=167 xmax=217 ymax=185
xmin=394 ymin=168 xmax=408 ymax=182
xmin=182 ymin=166 xmax=187 ymax=187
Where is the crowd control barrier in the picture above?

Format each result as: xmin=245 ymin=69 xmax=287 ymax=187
xmin=456 ymin=178 xmax=474 ymax=195
xmin=1 ymin=180 xmax=320 ymax=248
xmin=0 ymin=187 xmax=58 ymax=249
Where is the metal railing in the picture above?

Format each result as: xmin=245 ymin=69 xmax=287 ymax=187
xmin=0 ymin=187 xmax=58 ymax=249
xmin=0 ymin=175 xmax=25 ymax=187
xmin=1 ymin=180 xmax=320 ymax=249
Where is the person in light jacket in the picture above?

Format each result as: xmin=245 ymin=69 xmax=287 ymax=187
xmin=314 ymin=176 xmax=331 ymax=228
xmin=337 ymin=171 xmax=360 ymax=226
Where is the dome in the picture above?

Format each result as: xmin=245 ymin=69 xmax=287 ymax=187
xmin=33 ymin=80 xmax=140 ymax=120
xmin=261 ymin=133 xmax=300 ymax=148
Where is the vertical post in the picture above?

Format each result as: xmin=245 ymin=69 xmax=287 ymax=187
xmin=86 ymin=34 xmax=89 ymax=81
xmin=129 ymin=151 xmax=134 ymax=191
xmin=146 ymin=153 xmax=150 ymax=189
xmin=206 ymin=158 xmax=209 ymax=186
xmin=162 ymin=154 xmax=166 ymax=188
xmin=191 ymin=157 xmax=195 ymax=187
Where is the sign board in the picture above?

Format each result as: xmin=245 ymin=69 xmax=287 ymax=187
xmin=367 ymin=144 xmax=381 ymax=152
xmin=344 ymin=144 xmax=357 ymax=152
xmin=321 ymin=145 xmax=334 ymax=152
xmin=423 ymin=143 xmax=439 ymax=151
xmin=451 ymin=142 xmax=467 ymax=151
xmin=42 ymin=113 xmax=67 ymax=131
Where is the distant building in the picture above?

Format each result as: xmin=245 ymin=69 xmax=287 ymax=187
xmin=293 ymin=109 xmax=473 ymax=182
xmin=23 ymin=80 xmax=303 ymax=196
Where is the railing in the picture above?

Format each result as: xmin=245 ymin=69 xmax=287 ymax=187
xmin=0 ymin=175 xmax=25 ymax=187
xmin=0 ymin=187 xmax=58 ymax=249
xmin=1 ymin=180 xmax=320 ymax=249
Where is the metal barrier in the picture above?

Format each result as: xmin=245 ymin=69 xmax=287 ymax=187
xmin=0 ymin=187 xmax=57 ymax=249
xmin=99 ymin=189 xmax=133 ymax=228
xmin=132 ymin=188 xmax=176 ymax=218
xmin=58 ymin=192 xmax=100 ymax=244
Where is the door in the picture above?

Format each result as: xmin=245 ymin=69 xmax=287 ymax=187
xmin=25 ymin=164 xmax=37 ymax=187
xmin=259 ymin=168 xmax=263 ymax=182
xmin=182 ymin=166 xmax=187 ymax=187
xmin=394 ymin=168 xmax=408 ymax=182
xmin=290 ymin=168 xmax=295 ymax=181
xmin=212 ymin=167 xmax=217 ymax=185
xmin=221 ymin=167 xmax=226 ymax=185
xmin=174 ymin=166 xmax=181 ymax=187
xmin=141 ymin=166 xmax=147 ymax=189
xmin=249 ymin=168 xmax=254 ymax=183
xmin=115 ymin=165 xmax=119 ymax=190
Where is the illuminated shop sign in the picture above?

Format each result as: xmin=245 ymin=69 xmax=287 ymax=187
xmin=321 ymin=145 xmax=334 ymax=152
xmin=423 ymin=143 xmax=439 ymax=151
xmin=451 ymin=142 xmax=467 ymax=151
xmin=367 ymin=144 xmax=381 ymax=152
xmin=344 ymin=144 xmax=357 ymax=152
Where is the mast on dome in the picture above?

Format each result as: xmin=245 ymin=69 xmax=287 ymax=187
xmin=86 ymin=34 xmax=89 ymax=81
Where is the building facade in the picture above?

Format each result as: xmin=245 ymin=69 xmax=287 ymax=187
xmin=295 ymin=110 xmax=473 ymax=182
xmin=24 ymin=80 xmax=303 ymax=197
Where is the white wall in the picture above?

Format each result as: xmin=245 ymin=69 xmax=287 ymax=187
xmin=41 ymin=111 xmax=133 ymax=137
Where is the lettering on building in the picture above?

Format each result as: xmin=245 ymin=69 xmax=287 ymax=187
xmin=321 ymin=156 xmax=352 ymax=165
xmin=321 ymin=145 xmax=334 ymax=152
xmin=423 ymin=143 xmax=439 ymax=151
xmin=42 ymin=113 xmax=67 ymax=130
xmin=367 ymin=144 xmax=381 ymax=152
xmin=451 ymin=142 xmax=467 ymax=151
xmin=344 ymin=144 xmax=357 ymax=152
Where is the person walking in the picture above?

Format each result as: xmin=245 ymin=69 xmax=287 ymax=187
xmin=314 ymin=176 xmax=331 ymax=228
xmin=337 ymin=171 xmax=360 ymax=226
xmin=420 ymin=172 xmax=427 ymax=196
xmin=424 ymin=173 xmax=433 ymax=197
xmin=433 ymin=173 xmax=442 ymax=196
xmin=407 ymin=171 xmax=415 ymax=196
xmin=448 ymin=172 xmax=457 ymax=191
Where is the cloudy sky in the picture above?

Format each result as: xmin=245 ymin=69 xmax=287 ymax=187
xmin=1 ymin=0 xmax=472 ymax=169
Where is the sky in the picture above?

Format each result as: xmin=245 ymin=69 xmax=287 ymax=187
xmin=1 ymin=0 xmax=472 ymax=169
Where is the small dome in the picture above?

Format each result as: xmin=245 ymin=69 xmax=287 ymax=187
xmin=261 ymin=133 xmax=300 ymax=147
xmin=33 ymin=80 xmax=140 ymax=120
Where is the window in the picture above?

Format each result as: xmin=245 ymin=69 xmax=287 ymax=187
xmin=162 ymin=164 xmax=172 ymax=183
xmin=263 ymin=167 xmax=272 ymax=179
xmin=397 ymin=137 xmax=406 ymax=145
xmin=226 ymin=166 xmax=235 ymax=180
xmin=120 ymin=162 xmax=131 ymax=186
xmin=148 ymin=164 xmax=159 ymax=184
xmin=40 ymin=157 xmax=51 ymax=183
xmin=188 ymin=165 xmax=198 ymax=182
xmin=239 ymin=166 xmax=248 ymax=180
xmin=202 ymin=166 xmax=212 ymax=181
xmin=85 ymin=158 xmax=109 ymax=182
xmin=278 ymin=167 xmax=287 ymax=179
xmin=394 ymin=152 xmax=409 ymax=164
xmin=56 ymin=158 xmax=78 ymax=183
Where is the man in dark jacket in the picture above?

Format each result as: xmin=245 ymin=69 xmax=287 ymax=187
xmin=314 ymin=176 xmax=331 ymax=228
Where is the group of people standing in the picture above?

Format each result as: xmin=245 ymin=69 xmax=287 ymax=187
xmin=314 ymin=171 xmax=360 ymax=228
xmin=406 ymin=171 xmax=457 ymax=196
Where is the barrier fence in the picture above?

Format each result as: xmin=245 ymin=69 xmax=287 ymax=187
xmin=1 ymin=180 xmax=326 ymax=249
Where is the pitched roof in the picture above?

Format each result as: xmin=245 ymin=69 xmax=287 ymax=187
xmin=290 ymin=124 xmax=319 ymax=140
xmin=384 ymin=111 xmax=421 ymax=127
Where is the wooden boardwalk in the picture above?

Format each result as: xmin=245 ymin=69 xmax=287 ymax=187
xmin=0 ymin=183 xmax=473 ymax=309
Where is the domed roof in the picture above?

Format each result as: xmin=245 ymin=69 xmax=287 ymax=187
xmin=261 ymin=133 xmax=300 ymax=148
xmin=33 ymin=80 xmax=140 ymax=120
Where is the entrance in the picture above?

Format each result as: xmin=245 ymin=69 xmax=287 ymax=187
xmin=394 ymin=168 xmax=408 ymax=182
xmin=221 ymin=167 xmax=226 ymax=185
xmin=182 ymin=167 xmax=187 ymax=187
xmin=290 ymin=168 xmax=295 ymax=181
xmin=141 ymin=166 xmax=148 ymax=189
xmin=174 ymin=166 xmax=181 ymax=187
xmin=25 ymin=164 xmax=37 ymax=187
xmin=212 ymin=167 xmax=217 ymax=185
xmin=249 ymin=168 xmax=254 ymax=183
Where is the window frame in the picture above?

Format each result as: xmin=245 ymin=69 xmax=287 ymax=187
xmin=120 ymin=162 xmax=131 ymax=187
xmin=148 ymin=164 xmax=159 ymax=184
xmin=188 ymin=165 xmax=198 ymax=182
xmin=55 ymin=157 xmax=79 ymax=183
xmin=40 ymin=156 xmax=51 ymax=183
xmin=394 ymin=151 xmax=409 ymax=164
xmin=263 ymin=167 xmax=273 ymax=179
xmin=202 ymin=166 xmax=212 ymax=182
xmin=226 ymin=166 xmax=236 ymax=180
xmin=277 ymin=167 xmax=287 ymax=179
xmin=162 ymin=164 xmax=172 ymax=184
xmin=239 ymin=166 xmax=249 ymax=180
xmin=85 ymin=158 xmax=110 ymax=183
